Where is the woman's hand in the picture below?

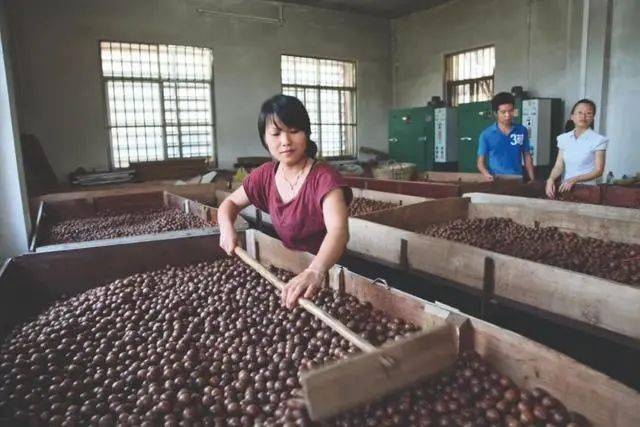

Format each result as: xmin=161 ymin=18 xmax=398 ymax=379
xmin=558 ymin=178 xmax=577 ymax=193
xmin=482 ymin=173 xmax=494 ymax=182
xmin=219 ymin=224 xmax=238 ymax=256
xmin=545 ymin=179 xmax=556 ymax=199
xmin=281 ymin=268 xmax=326 ymax=309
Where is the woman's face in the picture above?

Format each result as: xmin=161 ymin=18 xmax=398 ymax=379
xmin=264 ymin=116 xmax=309 ymax=166
xmin=571 ymin=103 xmax=595 ymax=129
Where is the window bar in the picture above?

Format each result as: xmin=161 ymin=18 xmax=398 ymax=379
xmin=338 ymin=89 xmax=343 ymax=157
xmin=157 ymin=48 xmax=169 ymax=161
xmin=316 ymin=59 xmax=322 ymax=157
xmin=174 ymin=83 xmax=183 ymax=158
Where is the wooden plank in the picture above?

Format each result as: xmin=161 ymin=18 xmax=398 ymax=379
xmin=302 ymin=325 xmax=457 ymax=420
xmin=35 ymin=228 xmax=221 ymax=253
xmin=9 ymin=234 xmax=227 ymax=304
xmin=604 ymin=185 xmax=640 ymax=208
xmin=469 ymin=203 xmax=640 ymax=244
xmin=418 ymin=171 xmax=522 ymax=183
xmin=465 ymin=192 xmax=640 ymax=222
xmin=472 ymin=318 xmax=640 ymax=427
xmin=93 ymin=191 xmax=165 ymax=211
xmin=351 ymin=188 xmax=429 ymax=206
xmin=353 ymin=197 xmax=469 ymax=230
xmin=490 ymin=251 xmax=640 ymax=341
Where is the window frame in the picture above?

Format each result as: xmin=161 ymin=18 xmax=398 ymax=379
xmin=98 ymin=39 xmax=218 ymax=169
xmin=280 ymin=53 xmax=358 ymax=161
xmin=443 ymin=44 xmax=495 ymax=107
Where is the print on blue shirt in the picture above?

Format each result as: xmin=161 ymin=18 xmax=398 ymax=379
xmin=477 ymin=123 xmax=530 ymax=175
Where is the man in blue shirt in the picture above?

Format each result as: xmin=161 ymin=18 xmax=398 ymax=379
xmin=477 ymin=92 xmax=535 ymax=182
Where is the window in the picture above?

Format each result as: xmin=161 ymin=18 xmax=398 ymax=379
xmin=281 ymin=55 xmax=357 ymax=159
xmin=445 ymin=46 xmax=495 ymax=106
xmin=100 ymin=41 xmax=215 ymax=168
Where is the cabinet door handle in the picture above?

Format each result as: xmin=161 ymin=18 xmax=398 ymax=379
xmin=460 ymin=137 xmax=472 ymax=141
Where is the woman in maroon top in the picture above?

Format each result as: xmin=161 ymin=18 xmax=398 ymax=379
xmin=217 ymin=95 xmax=352 ymax=309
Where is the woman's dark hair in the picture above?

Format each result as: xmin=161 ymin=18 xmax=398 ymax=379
xmin=491 ymin=92 xmax=516 ymax=112
xmin=570 ymin=98 xmax=597 ymax=115
xmin=258 ymin=94 xmax=318 ymax=158
xmin=567 ymin=99 xmax=597 ymax=130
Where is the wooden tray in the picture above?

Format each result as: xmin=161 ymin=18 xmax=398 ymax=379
xmin=465 ymin=192 xmax=640 ymax=222
xmin=30 ymin=190 xmax=248 ymax=253
xmin=1 ymin=230 xmax=637 ymax=425
xmin=29 ymin=182 xmax=224 ymax=218
xmin=349 ymin=197 xmax=640 ymax=344
xmin=344 ymin=173 xmax=526 ymax=198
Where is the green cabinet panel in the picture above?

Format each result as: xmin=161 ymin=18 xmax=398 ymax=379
xmin=388 ymin=107 xmax=435 ymax=171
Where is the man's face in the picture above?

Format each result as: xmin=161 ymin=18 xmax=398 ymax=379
xmin=496 ymin=103 xmax=515 ymax=127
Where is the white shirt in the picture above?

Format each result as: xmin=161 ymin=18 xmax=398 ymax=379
xmin=557 ymin=128 xmax=608 ymax=184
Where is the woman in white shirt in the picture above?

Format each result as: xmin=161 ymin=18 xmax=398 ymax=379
xmin=545 ymin=99 xmax=608 ymax=198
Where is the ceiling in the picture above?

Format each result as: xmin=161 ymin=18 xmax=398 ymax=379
xmin=276 ymin=0 xmax=451 ymax=19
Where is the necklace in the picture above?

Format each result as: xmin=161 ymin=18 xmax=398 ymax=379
xmin=280 ymin=158 xmax=309 ymax=191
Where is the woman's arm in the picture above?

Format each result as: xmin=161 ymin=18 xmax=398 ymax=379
xmin=217 ymin=186 xmax=251 ymax=255
xmin=558 ymin=150 xmax=606 ymax=192
xmin=545 ymin=150 xmax=565 ymax=198
xmin=282 ymin=188 xmax=349 ymax=309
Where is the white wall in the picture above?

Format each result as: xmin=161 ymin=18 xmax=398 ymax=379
xmin=0 ymin=0 xmax=29 ymax=260
xmin=604 ymin=0 xmax=640 ymax=176
xmin=391 ymin=0 xmax=640 ymax=177
xmin=7 ymin=0 xmax=391 ymax=180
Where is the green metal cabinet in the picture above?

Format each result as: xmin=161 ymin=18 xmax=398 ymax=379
xmin=456 ymin=99 xmax=523 ymax=173
xmin=388 ymin=107 xmax=435 ymax=171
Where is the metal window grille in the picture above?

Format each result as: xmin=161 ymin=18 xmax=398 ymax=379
xmin=445 ymin=46 xmax=495 ymax=107
xmin=281 ymin=55 xmax=357 ymax=159
xmin=100 ymin=41 xmax=215 ymax=168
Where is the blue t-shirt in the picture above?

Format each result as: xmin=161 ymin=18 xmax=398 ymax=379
xmin=477 ymin=123 xmax=530 ymax=175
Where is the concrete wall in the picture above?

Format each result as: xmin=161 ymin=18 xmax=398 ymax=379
xmin=7 ymin=0 xmax=391 ymax=180
xmin=604 ymin=0 xmax=640 ymax=176
xmin=0 ymin=0 xmax=30 ymax=260
xmin=391 ymin=0 xmax=640 ymax=177
xmin=391 ymin=0 xmax=573 ymax=107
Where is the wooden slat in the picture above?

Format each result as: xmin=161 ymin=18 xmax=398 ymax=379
xmin=418 ymin=171 xmax=522 ymax=183
xmin=354 ymin=197 xmax=469 ymax=230
xmin=603 ymin=185 xmax=640 ymax=209
xmin=465 ymin=192 xmax=640 ymax=222
xmin=469 ymin=203 xmax=640 ymax=244
xmin=472 ymin=318 xmax=640 ymax=427
xmin=491 ymin=252 xmax=640 ymax=341
xmin=351 ymin=188 xmax=429 ymax=206
xmin=302 ymin=325 xmax=457 ymax=420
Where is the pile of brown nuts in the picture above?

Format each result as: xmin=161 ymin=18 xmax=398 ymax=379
xmin=348 ymin=198 xmax=399 ymax=217
xmin=0 ymin=259 xmax=417 ymax=426
xmin=421 ymin=217 xmax=640 ymax=286
xmin=329 ymin=350 xmax=589 ymax=427
xmin=44 ymin=208 xmax=214 ymax=244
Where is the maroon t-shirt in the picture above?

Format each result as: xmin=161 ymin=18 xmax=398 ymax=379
xmin=243 ymin=161 xmax=352 ymax=253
